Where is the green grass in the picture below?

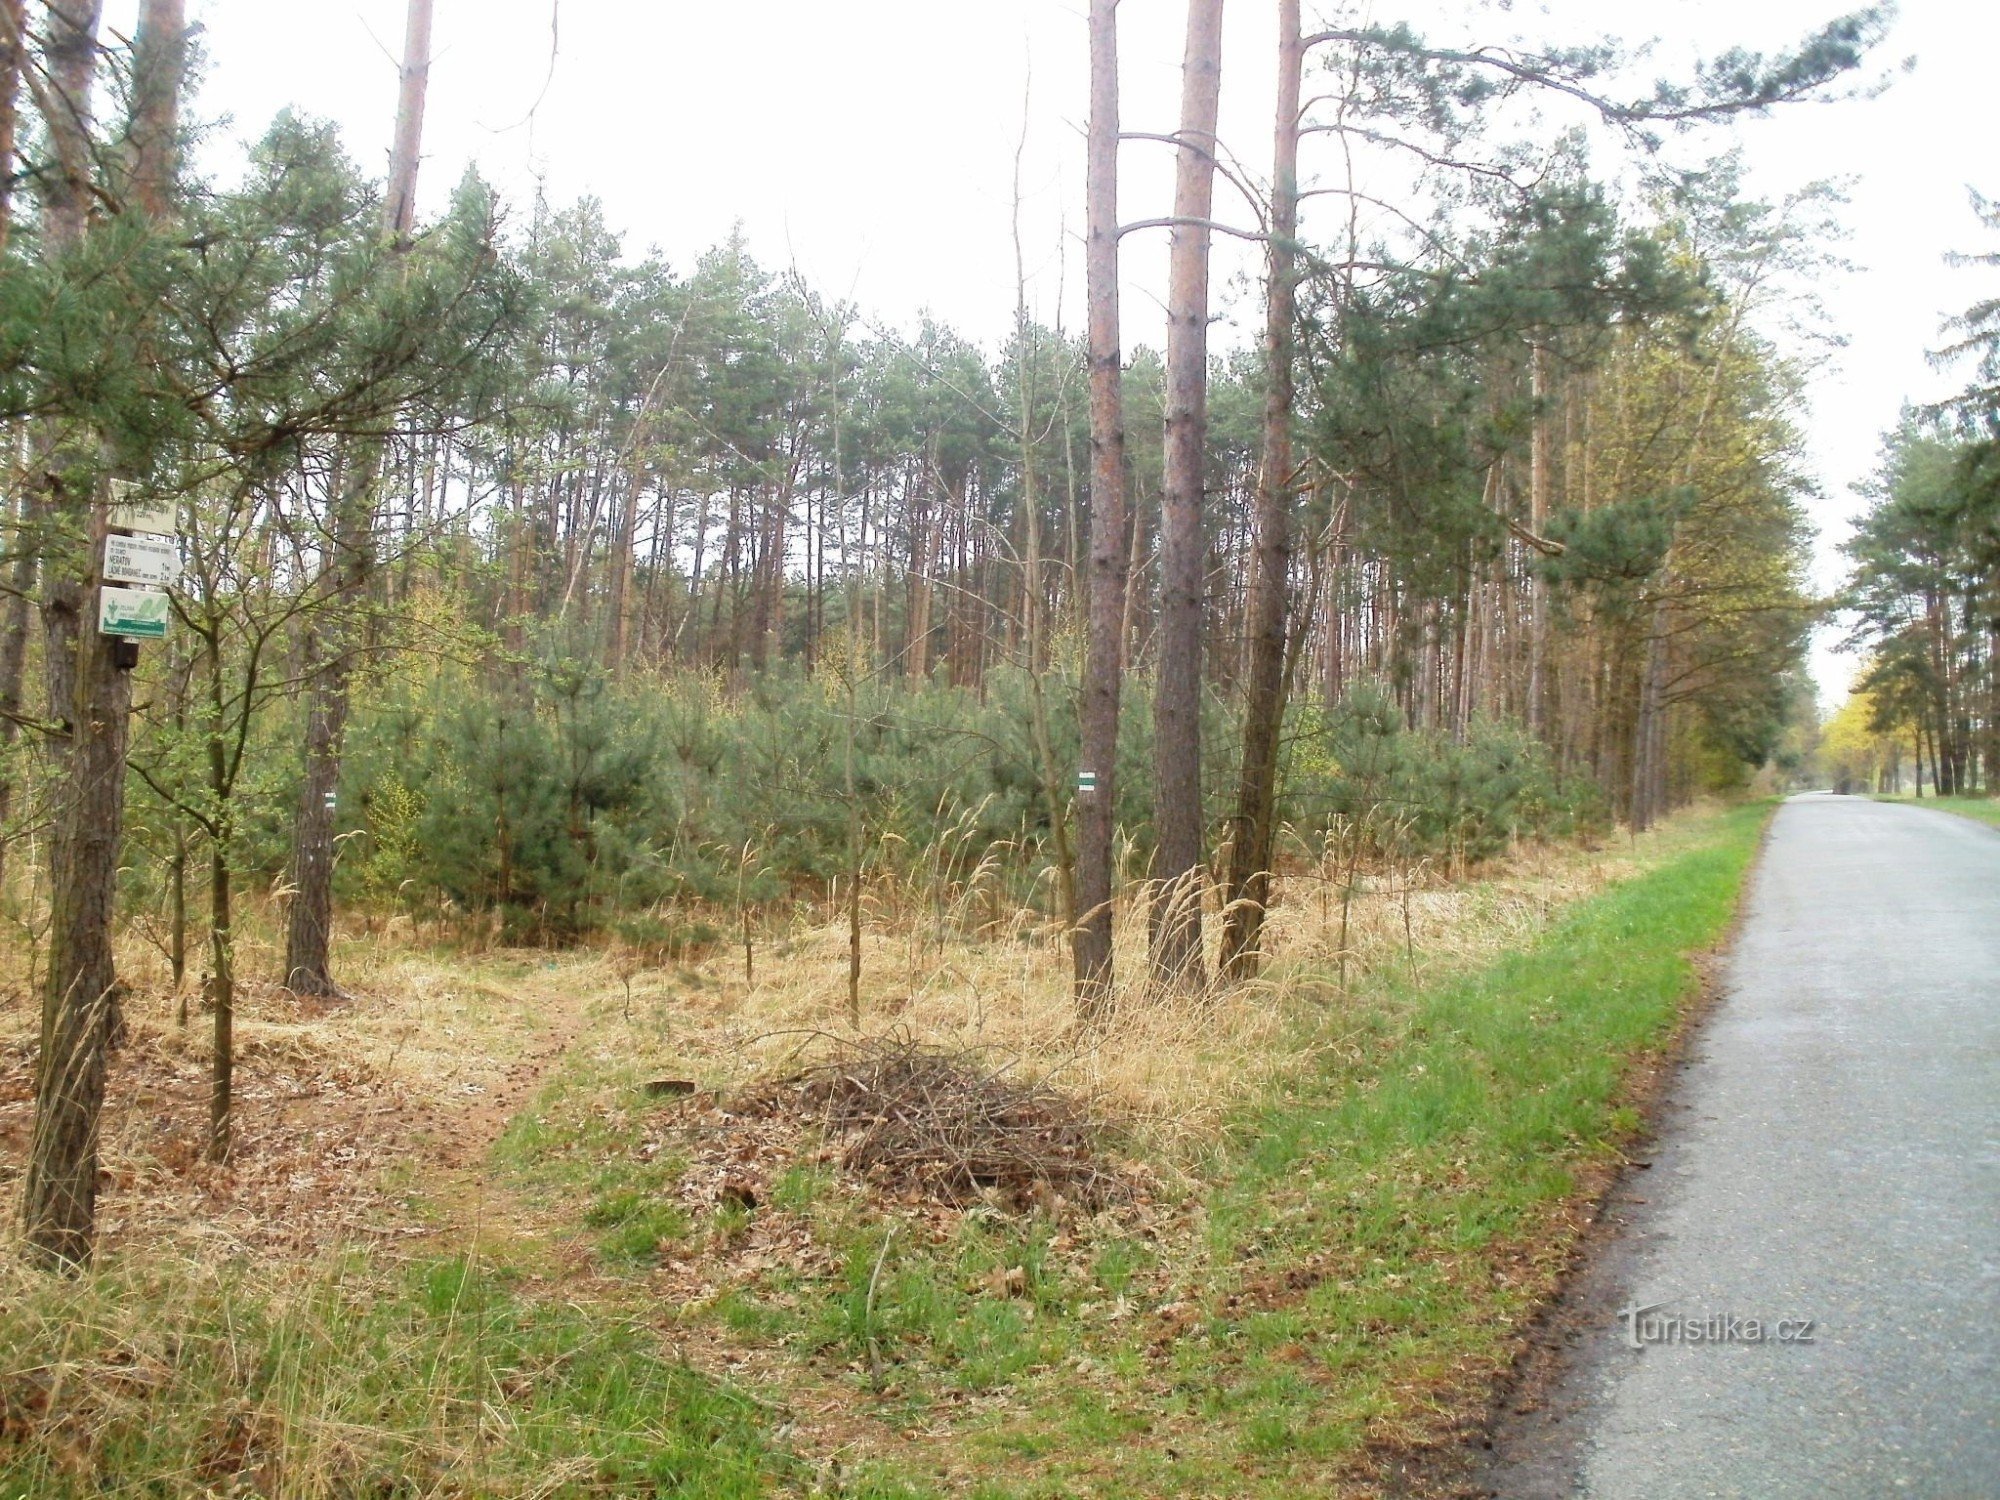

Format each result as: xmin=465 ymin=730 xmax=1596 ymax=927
xmin=2 ymin=804 xmax=1771 ymax=1498
xmin=1878 ymin=792 xmax=2000 ymax=829
xmin=462 ymin=801 xmax=1771 ymax=1497
xmin=799 ymin=1215 xmax=1075 ymax=1396
xmin=885 ymin=800 xmax=1773 ymax=1495
xmin=0 ymin=1250 xmax=780 ymax=1498
xmin=584 ymin=1187 xmax=692 ymax=1263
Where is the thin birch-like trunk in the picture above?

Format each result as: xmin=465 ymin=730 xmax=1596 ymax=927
xmin=1074 ymin=0 xmax=1130 ymax=1008
xmin=1149 ymin=0 xmax=1225 ymax=989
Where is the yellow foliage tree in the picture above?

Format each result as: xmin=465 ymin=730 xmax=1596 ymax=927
xmin=1820 ymin=686 xmax=1916 ymax=794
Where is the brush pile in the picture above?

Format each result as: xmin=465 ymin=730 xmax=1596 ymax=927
xmin=735 ymin=1035 xmax=1125 ymax=1212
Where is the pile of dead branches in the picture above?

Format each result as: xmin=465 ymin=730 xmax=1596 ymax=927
xmin=736 ymin=1036 xmax=1125 ymax=1212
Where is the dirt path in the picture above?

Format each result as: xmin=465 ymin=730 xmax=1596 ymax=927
xmin=0 ymin=951 xmax=615 ymax=1259
xmin=435 ymin=985 xmax=600 ymax=1171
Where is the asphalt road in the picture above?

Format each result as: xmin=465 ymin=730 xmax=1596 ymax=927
xmin=1478 ymin=794 xmax=2000 ymax=1499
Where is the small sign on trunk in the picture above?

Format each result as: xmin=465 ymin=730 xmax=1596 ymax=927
xmin=104 ymin=532 xmax=178 ymax=587
xmin=107 ymin=479 xmax=178 ymax=537
xmin=98 ymin=585 xmax=170 ymax=640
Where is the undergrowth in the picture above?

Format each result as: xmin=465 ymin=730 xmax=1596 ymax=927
xmin=0 ymin=801 xmax=1771 ymax=1497
xmin=473 ymin=801 xmax=1771 ymax=1496
xmin=874 ymin=801 xmax=1772 ymax=1495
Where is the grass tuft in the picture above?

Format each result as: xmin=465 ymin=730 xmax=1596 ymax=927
xmin=0 ymin=1247 xmax=778 ymax=1497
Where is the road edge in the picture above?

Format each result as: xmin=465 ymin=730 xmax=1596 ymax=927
xmin=1410 ymin=798 xmax=1782 ymax=1499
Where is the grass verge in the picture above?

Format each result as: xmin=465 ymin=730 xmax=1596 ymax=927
xmin=0 ymin=802 xmax=1771 ymax=1496
xmin=479 ymin=802 xmax=1772 ymax=1496
xmin=1876 ymin=792 xmax=2000 ymax=829
xmin=866 ymin=800 xmax=1775 ymax=1496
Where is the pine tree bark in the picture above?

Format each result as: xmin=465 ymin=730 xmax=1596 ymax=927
xmin=1007 ymin=117 xmax=1079 ymax=943
xmin=908 ymin=481 xmax=936 ymax=680
xmin=1987 ymin=618 xmax=1999 ymax=792
xmin=1149 ymin=0 xmax=1225 ymax=989
xmin=127 ymin=0 xmax=183 ymax=219
xmin=1630 ymin=596 xmax=1668 ymax=831
xmin=605 ymin=461 xmax=646 ymax=673
xmin=22 ymin=0 xmax=168 ymax=1269
xmin=0 ymin=0 xmax=32 ymax=895
xmin=382 ymin=0 xmax=432 ymax=248
xmin=23 ymin=605 xmax=126 ymax=1267
xmin=284 ymin=0 xmax=431 ymax=996
xmin=1073 ymin=0 xmax=1129 ymax=1009
xmin=22 ymin=0 xmax=107 ymax=1268
xmin=1219 ymin=0 xmax=1301 ymax=981
xmin=1527 ymin=341 xmax=1550 ymax=734
xmin=0 ymin=3 xmax=20 ymax=253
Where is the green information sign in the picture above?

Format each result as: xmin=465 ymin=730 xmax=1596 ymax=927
xmin=98 ymin=585 xmax=169 ymax=640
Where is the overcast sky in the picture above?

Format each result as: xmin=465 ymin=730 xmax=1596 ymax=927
xmin=121 ymin=0 xmax=1999 ymax=701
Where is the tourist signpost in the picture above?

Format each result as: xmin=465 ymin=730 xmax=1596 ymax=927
xmin=100 ymin=481 xmax=177 ymax=648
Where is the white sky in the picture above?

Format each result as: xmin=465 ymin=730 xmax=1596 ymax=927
xmin=121 ymin=0 xmax=2000 ymax=702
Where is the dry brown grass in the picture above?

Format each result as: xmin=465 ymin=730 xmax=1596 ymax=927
xmin=0 ymin=919 xmax=609 ymax=1258
xmin=0 ymin=803 xmax=1747 ymax=1498
xmin=618 ymin=814 xmax=1690 ymax=1152
xmin=0 ymin=805 xmax=1712 ymax=1263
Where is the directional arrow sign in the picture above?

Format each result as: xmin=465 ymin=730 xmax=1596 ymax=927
xmin=98 ymin=585 xmax=169 ymax=640
xmin=104 ymin=532 xmax=177 ymax=587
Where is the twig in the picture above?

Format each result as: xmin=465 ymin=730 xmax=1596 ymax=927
xmin=864 ymin=1222 xmax=897 ymax=1391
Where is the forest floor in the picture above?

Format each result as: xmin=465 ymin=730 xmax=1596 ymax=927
xmin=0 ymin=801 xmax=1768 ymax=1497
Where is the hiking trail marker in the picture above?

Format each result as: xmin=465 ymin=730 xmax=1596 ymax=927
xmin=107 ymin=479 xmax=177 ymax=537
xmin=100 ymin=480 xmax=177 ymax=641
xmin=104 ymin=532 xmax=177 ymax=587
xmin=98 ymin=585 xmax=170 ymax=640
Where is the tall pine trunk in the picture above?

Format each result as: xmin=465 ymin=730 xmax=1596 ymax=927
xmin=1009 ymin=122 xmax=1078 ymax=942
xmin=1629 ymin=596 xmax=1668 ymax=831
xmin=1219 ymin=0 xmax=1301 ymax=981
xmin=24 ymin=0 xmax=183 ymax=1268
xmin=284 ymin=0 xmax=431 ymax=996
xmin=1149 ymin=0 xmax=1225 ymax=989
xmin=23 ymin=0 xmax=111 ymax=1269
xmin=1527 ymin=341 xmax=1550 ymax=734
xmin=605 ymin=457 xmax=646 ymax=673
xmin=1072 ymin=0 xmax=1128 ymax=1008
xmin=0 ymin=0 xmax=31 ymax=895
